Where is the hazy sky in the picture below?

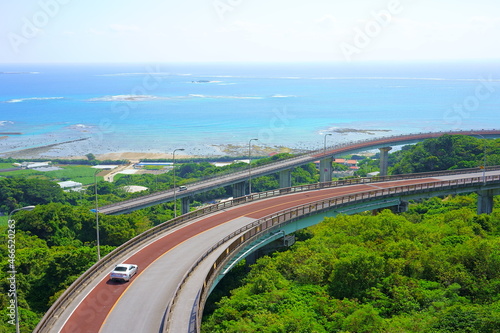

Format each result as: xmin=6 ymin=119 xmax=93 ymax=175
xmin=2 ymin=0 xmax=500 ymax=63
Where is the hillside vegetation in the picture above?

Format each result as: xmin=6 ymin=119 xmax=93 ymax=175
xmin=0 ymin=136 xmax=498 ymax=331
xmin=389 ymin=135 xmax=500 ymax=174
xmin=202 ymin=196 xmax=500 ymax=332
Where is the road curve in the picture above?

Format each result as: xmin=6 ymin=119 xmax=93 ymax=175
xmin=59 ymin=177 xmax=447 ymax=333
xmin=98 ymin=129 xmax=500 ymax=215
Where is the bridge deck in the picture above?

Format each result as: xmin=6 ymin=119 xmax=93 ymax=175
xmin=98 ymin=130 xmax=500 ymax=215
xmin=46 ymin=169 xmax=500 ymax=333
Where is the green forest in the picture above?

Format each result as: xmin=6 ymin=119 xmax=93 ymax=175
xmin=202 ymin=196 xmax=500 ymax=332
xmin=0 ymin=153 xmax=318 ymax=332
xmin=0 ymin=134 xmax=498 ymax=332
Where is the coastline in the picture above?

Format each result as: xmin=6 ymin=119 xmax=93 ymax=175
xmin=0 ymin=128 xmax=391 ymax=162
xmin=0 ymin=143 xmax=306 ymax=162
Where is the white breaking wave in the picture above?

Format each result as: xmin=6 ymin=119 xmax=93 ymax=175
xmin=0 ymin=120 xmax=14 ymax=126
xmin=271 ymin=94 xmax=296 ymax=98
xmin=87 ymin=94 xmax=263 ymax=102
xmin=87 ymin=95 xmax=168 ymax=102
xmin=68 ymin=124 xmax=93 ymax=130
xmin=97 ymin=72 xmax=190 ymax=77
xmin=187 ymin=94 xmax=262 ymax=100
xmin=4 ymin=97 xmax=64 ymax=103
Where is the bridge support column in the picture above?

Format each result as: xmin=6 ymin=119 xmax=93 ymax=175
xmin=372 ymin=201 xmax=408 ymax=215
xmin=279 ymin=169 xmax=292 ymax=188
xmin=181 ymin=197 xmax=190 ymax=215
xmin=398 ymin=201 xmax=409 ymax=213
xmin=319 ymin=157 xmax=333 ymax=183
xmin=477 ymin=190 xmax=494 ymax=215
xmin=379 ymin=147 xmax=392 ymax=176
xmin=233 ymin=181 xmax=247 ymax=198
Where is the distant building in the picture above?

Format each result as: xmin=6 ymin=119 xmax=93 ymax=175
xmin=121 ymin=185 xmax=148 ymax=193
xmin=211 ymin=160 xmax=250 ymax=167
xmin=367 ymin=171 xmax=380 ymax=178
xmin=21 ymin=161 xmax=51 ymax=169
xmin=332 ymin=170 xmax=355 ymax=178
xmin=334 ymin=158 xmax=358 ymax=167
xmin=58 ymin=181 xmax=83 ymax=192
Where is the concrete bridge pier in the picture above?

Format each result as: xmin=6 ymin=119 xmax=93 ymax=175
xmin=372 ymin=201 xmax=408 ymax=215
xmin=279 ymin=169 xmax=292 ymax=188
xmin=181 ymin=197 xmax=190 ymax=215
xmin=319 ymin=157 xmax=333 ymax=183
xmin=379 ymin=147 xmax=392 ymax=176
xmin=233 ymin=181 xmax=247 ymax=198
xmin=477 ymin=190 xmax=494 ymax=215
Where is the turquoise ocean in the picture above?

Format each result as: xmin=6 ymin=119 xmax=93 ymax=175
xmin=0 ymin=62 xmax=499 ymax=157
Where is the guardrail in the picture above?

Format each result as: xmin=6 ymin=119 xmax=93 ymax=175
xmin=35 ymin=166 xmax=500 ymax=332
xmin=98 ymin=129 xmax=500 ymax=214
xmin=164 ymin=172 xmax=500 ymax=332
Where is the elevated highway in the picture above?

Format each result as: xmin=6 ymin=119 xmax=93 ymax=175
xmin=35 ymin=167 xmax=500 ymax=333
xmin=98 ymin=129 xmax=500 ymax=215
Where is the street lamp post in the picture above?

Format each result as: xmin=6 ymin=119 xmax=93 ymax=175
xmin=9 ymin=205 xmax=36 ymax=333
xmin=173 ymin=148 xmax=185 ymax=218
xmin=93 ymin=169 xmax=102 ymax=261
xmin=324 ymin=133 xmax=332 ymax=153
xmin=248 ymin=138 xmax=258 ymax=195
xmin=473 ymin=133 xmax=487 ymax=184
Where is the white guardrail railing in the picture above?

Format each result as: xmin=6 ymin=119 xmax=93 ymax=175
xmin=166 ymin=172 xmax=500 ymax=333
xmin=34 ymin=164 xmax=500 ymax=332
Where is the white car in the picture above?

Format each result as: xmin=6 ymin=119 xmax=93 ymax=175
xmin=110 ymin=264 xmax=138 ymax=282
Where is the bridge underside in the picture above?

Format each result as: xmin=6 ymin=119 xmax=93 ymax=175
xmin=211 ymin=183 xmax=500 ymax=292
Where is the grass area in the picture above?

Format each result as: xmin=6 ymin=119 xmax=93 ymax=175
xmin=113 ymin=174 xmax=126 ymax=182
xmin=0 ymin=169 xmax=43 ymax=178
xmin=143 ymin=165 xmax=165 ymax=170
xmin=0 ymin=165 xmax=100 ymax=185
xmin=45 ymin=165 xmax=98 ymax=185
xmin=0 ymin=162 xmax=16 ymax=169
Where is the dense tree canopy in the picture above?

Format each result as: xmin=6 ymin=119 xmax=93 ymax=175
xmin=0 ymin=178 xmax=64 ymax=213
xmin=0 ymin=137 xmax=498 ymax=332
xmin=390 ymin=135 xmax=500 ymax=174
xmin=202 ymin=195 xmax=500 ymax=332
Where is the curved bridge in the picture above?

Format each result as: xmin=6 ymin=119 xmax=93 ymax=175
xmin=98 ymin=129 xmax=500 ymax=215
xmin=35 ymin=167 xmax=500 ymax=332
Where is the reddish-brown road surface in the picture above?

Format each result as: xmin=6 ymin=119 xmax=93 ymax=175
xmin=60 ymin=177 xmax=440 ymax=333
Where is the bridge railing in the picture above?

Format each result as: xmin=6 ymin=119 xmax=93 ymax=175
xmin=35 ymin=166 xmax=500 ymax=332
xmin=113 ymin=164 xmax=500 ymax=214
xmin=99 ymin=129 xmax=500 ymax=213
xmin=163 ymin=172 xmax=500 ymax=332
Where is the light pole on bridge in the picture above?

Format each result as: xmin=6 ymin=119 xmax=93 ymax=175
xmin=324 ymin=133 xmax=332 ymax=153
xmin=173 ymin=148 xmax=185 ymax=218
xmin=248 ymin=138 xmax=258 ymax=195
xmin=472 ymin=133 xmax=487 ymax=184
xmin=93 ymin=169 xmax=102 ymax=261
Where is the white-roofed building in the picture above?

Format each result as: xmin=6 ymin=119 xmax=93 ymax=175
xmin=58 ymin=181 xmax=83 ymax=192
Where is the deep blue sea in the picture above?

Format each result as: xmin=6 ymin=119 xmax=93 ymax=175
xmin=0 ymin=62 xmax=499 ymax=157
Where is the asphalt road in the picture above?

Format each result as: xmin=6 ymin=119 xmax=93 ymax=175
xmin=59 ymin=177 xmax=445 ymax=333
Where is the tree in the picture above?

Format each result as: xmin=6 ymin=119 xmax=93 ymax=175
xmin=0 ymin=178 xmax=64 ymax=213
xmin=329 ymin=248 xmax=386 ymax=299
xmin=85 ymin=153 xmax=96 ymax=161
xmin=390 ymin=135 xmax=500 ymax=174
